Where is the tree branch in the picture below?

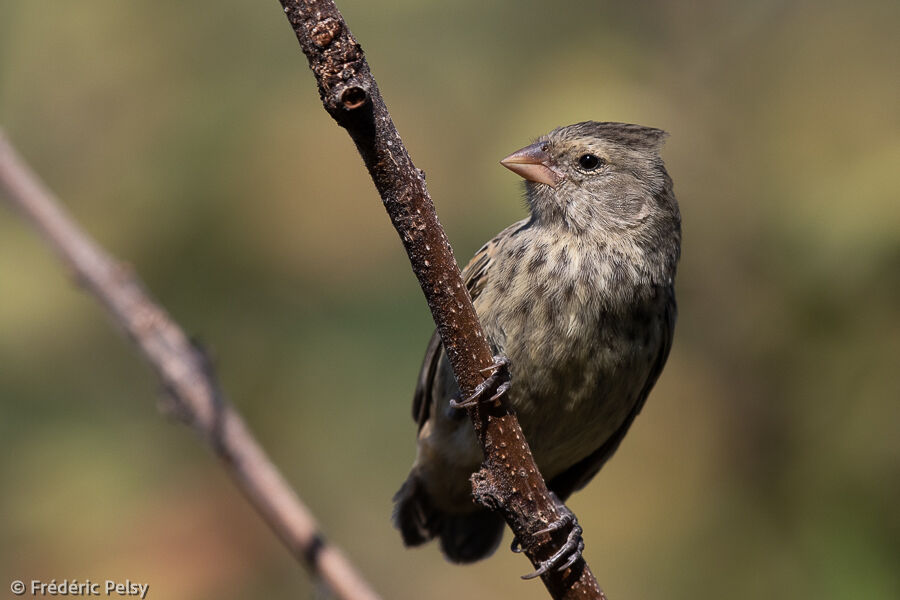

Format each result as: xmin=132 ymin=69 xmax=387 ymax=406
xmin=0 ymin=131 xmax=381 ymax=600
xmin=278 ymin=1 xmax=606 ymax=597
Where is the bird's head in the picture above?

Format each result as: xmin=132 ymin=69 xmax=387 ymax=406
xmin=501 ymin=121 xmax=679 ymax=240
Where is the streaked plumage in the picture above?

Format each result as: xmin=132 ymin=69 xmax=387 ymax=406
xmin=394 ymin=121 xmax=681 ymax=563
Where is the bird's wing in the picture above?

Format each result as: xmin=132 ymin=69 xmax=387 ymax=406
xmin=548 ymin=291 xmax=677 ymax=500
xmin=412 ymin=219 xmax=531 ymax=429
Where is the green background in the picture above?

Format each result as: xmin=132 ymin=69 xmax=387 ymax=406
xmin=1 ymin=1 xmax=898 ymax=598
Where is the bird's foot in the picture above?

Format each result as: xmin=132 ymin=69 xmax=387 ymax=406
xmin=448 ymin=354 xmax=510 ymax=410
xmin=521 ymin=494 xmax=585 ymax=580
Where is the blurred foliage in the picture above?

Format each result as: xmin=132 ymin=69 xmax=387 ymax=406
xmin=1 ymin=1 xmax=898 ymax=599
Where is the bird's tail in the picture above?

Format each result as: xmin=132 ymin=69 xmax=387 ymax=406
xmin=392 ymin=470 xmax=505 ymax=563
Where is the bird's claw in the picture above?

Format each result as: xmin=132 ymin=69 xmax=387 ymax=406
xmin=449 ymin=354 xmax=510 ymax=409
xmin=510 ymin=536 xmax=524 ymax=553
xmin=520 ymin=496 xmax=585 ymax=580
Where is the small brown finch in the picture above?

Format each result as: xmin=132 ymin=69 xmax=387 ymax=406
xmin=394 ymin=122 xmax=681 ymax=569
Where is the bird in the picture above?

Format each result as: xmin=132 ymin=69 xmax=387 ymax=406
xmin=393 ymin=121 xmax=681 ymax=570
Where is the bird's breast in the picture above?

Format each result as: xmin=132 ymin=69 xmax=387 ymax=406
xmin=473 ymin=233 xmax=665 ymax=478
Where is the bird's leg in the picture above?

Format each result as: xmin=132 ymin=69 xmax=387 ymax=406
xmin=521 ymin=492 xmax=585 ymax=580
xmin=448 ymin=354 xmax=510 ymax=409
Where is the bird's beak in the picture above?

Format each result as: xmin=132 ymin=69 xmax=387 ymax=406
xmin=500 ymin=142 xmax=564 ymax=187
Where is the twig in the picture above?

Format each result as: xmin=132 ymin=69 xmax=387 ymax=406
xmin=278 ymin=2 xmax=606 ymax=598
xmin=0 ymin=131 xmax=381 ymax=600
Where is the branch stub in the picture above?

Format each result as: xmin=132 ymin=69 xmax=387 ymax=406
xmin=339 ymin=85 xmax=368 ymax=110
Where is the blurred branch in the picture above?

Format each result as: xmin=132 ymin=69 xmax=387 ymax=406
xmin=0 ymin=131 xmax=381 ymax=600
xmin=278 ymin=1 xmax=606 ymax=598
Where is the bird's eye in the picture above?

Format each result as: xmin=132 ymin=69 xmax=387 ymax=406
xmin=578 ymin=154 xmax=602 ymax=170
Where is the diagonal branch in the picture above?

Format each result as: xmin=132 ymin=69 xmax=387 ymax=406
xmin=0 ymin=131 xmax=381 ymax=600
xmin=277 ymin=1 xmax=606 ymax=598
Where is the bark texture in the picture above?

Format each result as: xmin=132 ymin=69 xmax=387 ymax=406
xmin=278 ymin=2 xmax=607 ymax=597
